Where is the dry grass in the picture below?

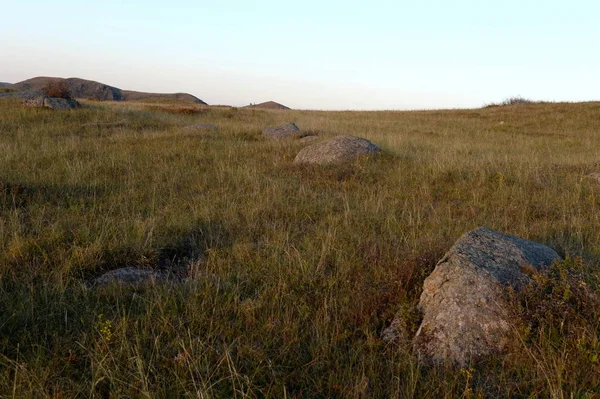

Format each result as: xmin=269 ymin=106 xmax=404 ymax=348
xmin=144 ymin=104 xmax=209 ymax=115
xmin=1 ymin=98 xmax=600 ymax=397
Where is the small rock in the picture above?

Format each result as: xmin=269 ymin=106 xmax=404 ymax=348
xmin=382 ymin=304 xmax=421 ymax=345
xmin=262 ymin=123 xmax=300 ymax=140
xmin=382 ymin=314 xmax=411 ymax=344
xmin=91 ymin=267 xmax=165 ymax=287
xmin=184 ymin=123 xmax=219 ymax=131
xmin=294 ymin=135 xmax=381 ymax=165
xmin=413 ymin=227 xmax=561 ymax=365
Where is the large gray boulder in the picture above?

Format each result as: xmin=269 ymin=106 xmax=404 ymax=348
xmin=22 ymin=94 xmax=47 ymax=107
xmin=43 ymin=97 xmax=80 ymax=110
xmin=262 ymin=123 xmax=300 ymax=140
xmin=413 ymin=227 xmax=561 ymax=365
xmin=0 ymin=90 xmax=47 ymax=106
xmin=5 ymin=91 xmax=80 ymax=110
xmin=294 ymin=135 xmax=381 ymax=165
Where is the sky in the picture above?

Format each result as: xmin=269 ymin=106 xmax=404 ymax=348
xmin=1 ymin=1 xmax=599 ymax=110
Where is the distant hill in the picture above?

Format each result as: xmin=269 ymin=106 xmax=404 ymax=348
xmin=0 ymin=82 xmax=13 ymax=88
xmin=11 ymin=77 xmax=206 ymax=104
xmin=243 ymin=101 xmax=290 ymax=110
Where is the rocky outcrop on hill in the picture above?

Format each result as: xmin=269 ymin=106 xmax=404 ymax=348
xmin=412 ymin=227 xmax=561 ymax=365
xmin=294 ymin=135 xmax=381 ymax=165
xmin=13 ymin=77 xmax=120 ymax=101
xmin=11 ymin=76 xmax=206 ymax=104
xmin=121 ymin=90 xmax=203 ymax=103
xmin=244 ymin=101 xmax=291 ymax=110
xmin=263 ymin=123 xmax=300 ymax=140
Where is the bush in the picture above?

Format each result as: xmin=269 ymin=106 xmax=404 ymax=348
xmin=41 ymin=80 xmax=71 ymax=99
xmin=484 ymin=96 xmax=537 ymax=108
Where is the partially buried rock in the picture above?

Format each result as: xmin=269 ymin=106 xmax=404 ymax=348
xmin=43 ymin=97 xmax=80 ymax=110
xmin=294 ymin=135 xmax=381 ymax=165
xmin=1 ymin=91 xmax=79 ymax=109
xmin=22 ymin=94 xmax=47 ymax=107
xmin=381 ymin=310 xmax=414 ymax=345
xmin=184 ymin=123 xmax=219 ymax=131
xmin=413 ymin=227 xmax=561 ymax=365
xmin=92 ymin=267 xmax=165 ymax=287
xmin=262 ymin=122 xmax=300 ymax=140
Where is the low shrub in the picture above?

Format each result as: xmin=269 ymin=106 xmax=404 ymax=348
xmin=484 ymin=96 xmax=538 ymax=108
xmin=41 ymin=80 xmax=72 ymax=99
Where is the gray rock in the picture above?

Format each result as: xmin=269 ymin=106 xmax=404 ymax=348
xmin=294 ymin=135 xmax=381 ymax=165
xmin=184 ymin=123 xmax=219 ymax=131
xmin=43 ymin=97 xmax=80 ymax=110
xmin=262 ymin=123 xmax=300 ymax=140
xmin=382 ymin=314 xmax=411 ymax=344
xmin=413 ymin=227 xmax=561 ymax=365
xmin=4 ymin=91 xmax=80 ymax=110
xmin=23 ymin=95 xmax=47 ymax=107
xmin=92 ymin=267 xmax=165 ymax=287
xmin=0 ymin=90 xmax=37 ymax=102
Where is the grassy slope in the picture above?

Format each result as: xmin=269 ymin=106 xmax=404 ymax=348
xmin=1 ymin=99 xmax=600 ymax=397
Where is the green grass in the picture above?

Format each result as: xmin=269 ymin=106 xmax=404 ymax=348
xmin=1 ymin=98 xmax=600 ymax=397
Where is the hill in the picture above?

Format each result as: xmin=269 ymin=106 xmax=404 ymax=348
xmin=243 ymin=100 xmax=290 ymax=110
xmin=11 ymin=76 xmax=206 ymax=104
xmin=0 ymin=82 xmax=13 ymax=88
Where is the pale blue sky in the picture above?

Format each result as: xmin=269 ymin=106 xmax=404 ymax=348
xmin=1 ymin=1 xmax=598 ymax=109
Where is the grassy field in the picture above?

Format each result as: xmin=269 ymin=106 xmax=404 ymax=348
xmin=1 ymin=98 xmax=600 ymax=397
